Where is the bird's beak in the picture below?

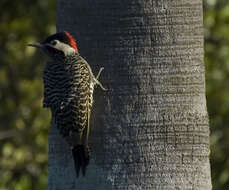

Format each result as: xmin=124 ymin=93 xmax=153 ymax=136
xmin=28 ymin=43 xmax=44 ymax=48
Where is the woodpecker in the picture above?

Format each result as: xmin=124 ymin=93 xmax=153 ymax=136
xmin=28 ymin=31 xmax=106 ymax=177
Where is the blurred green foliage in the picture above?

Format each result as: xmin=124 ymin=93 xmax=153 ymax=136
xmin=204 ymin=0 xmax=229 ymax=189
xmin=0 ymin=0 xmax=55 ymax=189
xmin=0 ymin=0 xmax=228 ymax=189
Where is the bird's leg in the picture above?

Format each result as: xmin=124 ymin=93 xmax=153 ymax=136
xmin=95 ymin=67 xmax=107 ymax=91
xmin=96 ymin=67 xmax=104 ymax=80
xmin=95 ymin=79 xmax=107 ymax=91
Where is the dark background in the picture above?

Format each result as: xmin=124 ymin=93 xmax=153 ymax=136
xmin=0 ymin=0 xmax=227 ymax=189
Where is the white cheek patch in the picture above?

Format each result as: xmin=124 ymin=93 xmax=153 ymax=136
xmin=54 ymin=41 xmax=76 ymax=55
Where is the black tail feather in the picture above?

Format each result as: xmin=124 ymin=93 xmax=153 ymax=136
xmin=72 ymin=145 xmax=90 ymax=177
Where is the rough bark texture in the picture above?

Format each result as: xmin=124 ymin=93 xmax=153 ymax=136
xmin=48 ymin=0 xmax=212 ymax=189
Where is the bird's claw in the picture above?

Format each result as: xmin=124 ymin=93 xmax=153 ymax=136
xmin=95 ymin=67 xmax=107 ymax=91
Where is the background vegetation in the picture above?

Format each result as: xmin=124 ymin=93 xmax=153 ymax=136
xmin=0 ymin=1 xmax=55 ymax=189
xmin=205 ymin=0 xmax=229 ymax=189
xmin=0 ymin=0 xmax=228 ymax=189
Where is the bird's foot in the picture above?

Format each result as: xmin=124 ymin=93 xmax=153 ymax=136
xmin=95 ymin=67 xmax=107 ymax=91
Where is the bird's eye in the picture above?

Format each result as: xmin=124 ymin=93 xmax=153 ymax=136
xmin=50 ymin=40 xmax=57 ymax=45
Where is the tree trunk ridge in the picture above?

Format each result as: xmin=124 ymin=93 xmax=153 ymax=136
xmin=48 ymin=0 xmax=212 ymax=189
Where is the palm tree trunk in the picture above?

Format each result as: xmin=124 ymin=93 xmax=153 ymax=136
xmin=48 ymin=0 xmax=212 ymax=189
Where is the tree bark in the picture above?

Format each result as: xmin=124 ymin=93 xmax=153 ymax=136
xmin=48 ymin=0 xmax=212 ymax=189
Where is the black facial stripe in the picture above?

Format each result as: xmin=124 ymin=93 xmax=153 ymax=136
xmin=45 ymin=45 xmax=64 ymax=56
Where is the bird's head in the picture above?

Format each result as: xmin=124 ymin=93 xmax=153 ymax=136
xmin=28 ymin=31 xmax=78 ymax=59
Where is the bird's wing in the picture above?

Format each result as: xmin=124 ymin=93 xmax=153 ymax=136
xmin=72 ymin=59 xmax=93 ymax=145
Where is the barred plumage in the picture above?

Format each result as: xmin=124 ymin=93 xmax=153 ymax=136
xmin=28 ymin=31 xmax=106 ymax=177
xmin=44 ymin=53 xmax=96 ymax=176
xmin=43 ymin=54 xmax=93 ymax=134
